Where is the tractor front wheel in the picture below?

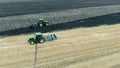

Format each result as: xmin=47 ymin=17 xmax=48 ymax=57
xmin=46 ymin=23 xmax=49 ymax=26
xmin=39 ymin=39 xmax=45 ymax=43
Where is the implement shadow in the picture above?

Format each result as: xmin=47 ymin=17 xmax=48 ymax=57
xmin=0 ymin=12 xmax=120 ymax=37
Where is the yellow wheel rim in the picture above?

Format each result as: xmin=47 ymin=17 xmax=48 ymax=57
xmin=39 ymin=24 xmax=43 ymax=27
xmin=40 ymin=39 xmax=44 ymax=43
xmin=46 ymin=23 xmax=48 ymax=26
xmin=31 ymin=42 xmax=34 ymax=45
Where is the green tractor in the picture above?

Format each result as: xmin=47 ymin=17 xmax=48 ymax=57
xmin=28 ymin=33 xmax=45 ymax=45
xmin=29 ymin=19 xmax=49 ymax=29
xmin=28 ymin=32 xmax=57 ymax=45
xmin=37 ymin=19 xmax=49 ymax=27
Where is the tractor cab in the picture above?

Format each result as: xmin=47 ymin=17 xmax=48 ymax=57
xmin=28 ymin=32 xmax=45 ymax=45
xmin=37 ymin=19 xmax=49 ymax=27
xmin=35 ymin=33 xmax=43 ymax=40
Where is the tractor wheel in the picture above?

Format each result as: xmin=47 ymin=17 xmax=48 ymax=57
xmin=39 ymin=39 xmax=45 ymax=43
xmin=39 ymin=23 xmax=43 ymax=27
xmin=30 ymin=41 xmax=35 ymax=45
xmin=46 ymin=23 xmax=49 ymax=26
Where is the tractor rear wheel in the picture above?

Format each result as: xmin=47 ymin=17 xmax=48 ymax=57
xmin=30 ymin=41 xmax=35 ymax=45
xmin=39 ymin=23 xmax=43 ymax=27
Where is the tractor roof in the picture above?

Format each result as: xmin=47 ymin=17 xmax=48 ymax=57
xmin=29 ymin=36 xmax=35 ymax=39
xmin=39 ymin=18 xmax=43 ymax=21
xmin=35 ymin=32 xmax=42 ymax=35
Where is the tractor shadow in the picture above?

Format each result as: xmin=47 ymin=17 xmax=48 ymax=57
xmin=0 ymin=12 xmax=120 ymax=37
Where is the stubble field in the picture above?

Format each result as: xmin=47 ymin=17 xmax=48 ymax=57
xmin=0 ymin=24 xmax=120 ymax=68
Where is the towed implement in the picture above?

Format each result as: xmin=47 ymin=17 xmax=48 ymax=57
xmin=28 ymin=32 xmax=57 ymax=45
